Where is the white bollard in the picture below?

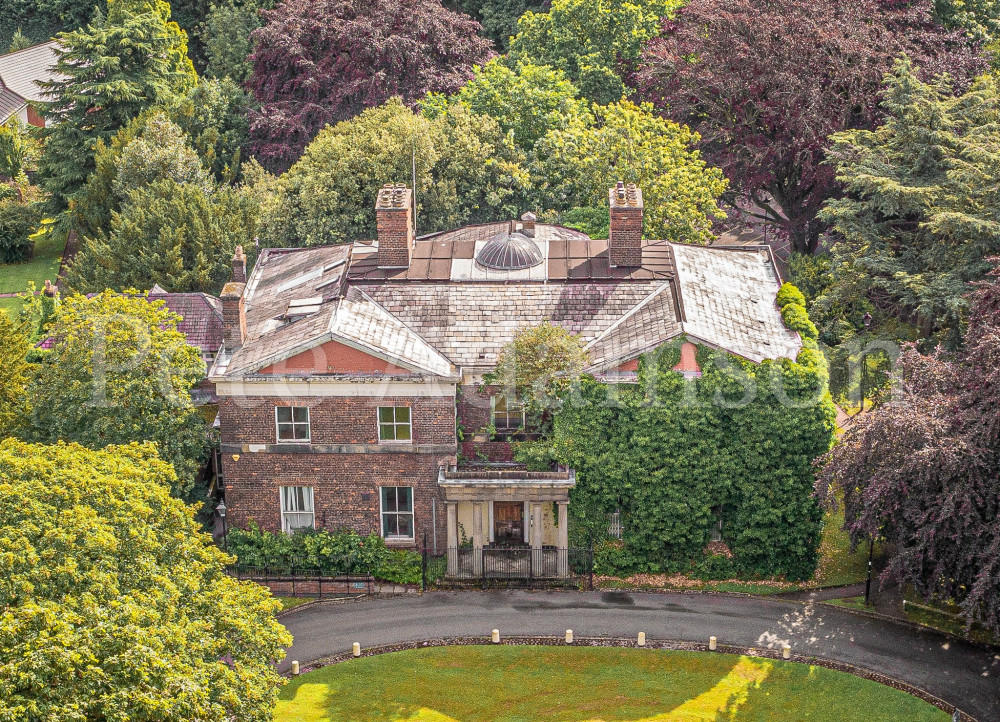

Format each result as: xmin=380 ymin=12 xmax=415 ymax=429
xmin=291 ymin=661 xmax=300 ymax=676
xmin=637 ymin=632 xmax=646 ymax=647
xmin=352 ymin=642 xmax=361 ymax=658
xmin=709 ymin=636 xmax=717 ymax=651
xmin=492 ymin=629 xmax=500 ymax=644
xmin=565 ymin=629 xmax=574 ymax=644
xmin=782 ymin=644 xmax=791 ymax=660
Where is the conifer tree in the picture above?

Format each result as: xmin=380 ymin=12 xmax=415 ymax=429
xmin=36 ymin=0 xmax=197 ymax=216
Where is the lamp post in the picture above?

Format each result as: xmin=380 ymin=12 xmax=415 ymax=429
xmin=861 ymin=312 xmax=872 ymax=411
xmin=864 ymin=536 xmax=874 ymax=607
xmin=218 ymin=499 xmax=229 ymax=553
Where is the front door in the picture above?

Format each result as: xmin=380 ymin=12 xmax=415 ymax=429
xmin=493 ymin=502 xmax=524 ymax=546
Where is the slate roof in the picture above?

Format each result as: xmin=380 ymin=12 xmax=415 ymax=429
xmin=0 ymin=41 xmax=60 ymax=104
xmin=147 ymin=287 xmax=225 ymax=356
xmin=211 ymin=223 xmax=802 ymax=379
xmin=0 ymin=85 xmax=25 ymax=122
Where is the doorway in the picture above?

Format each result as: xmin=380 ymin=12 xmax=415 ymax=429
xmin=493 ymin=502 xmax=524 ymax=546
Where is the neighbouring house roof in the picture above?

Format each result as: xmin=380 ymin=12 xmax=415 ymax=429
xmin=211 ymin=224 xmax=802 ymax=381
xmin=0 ymin=85 xmax=25 ymax=122
xmin=0 ymin=41 xmax=60 ymax=106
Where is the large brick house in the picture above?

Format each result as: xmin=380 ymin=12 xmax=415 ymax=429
xmin=0 ymin=41 xmax=61 ymax=128
xmin=209 ymin=183 xmax=801 ymax=577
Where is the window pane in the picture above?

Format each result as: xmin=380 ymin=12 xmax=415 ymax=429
xmin=395 ymin=423 xmax=411 ymax=441
xmin=281 ymin=486 xmax=292 ymax=511
xmin=398 ymin=514 xmax=413 ymax=538
xmin=382 ymin=514 xmax=398 ymax=536
xmin=379 ymin=423 xmax=395 ymax=441
xmin=382 ymin=486 xmax=396 ymax=512
xmin=276 ymin=407 xmax=292 ymax=423
xmin=294 ymin=423 xmax=309 ymax=440
xmin=395 ymin=406 xmax=410 ymax=424
xmin=277 ymin=423 xmax=293 ymax=440
xmin=378 ymin=407 xmax=394 ymax=423
xmin=398 ymin=487 xmax=412 ymax=512
xmin=301 ymin=487 xmax=314 ymax=512
xmin=293 ymin=407 xmax=309 ymax=423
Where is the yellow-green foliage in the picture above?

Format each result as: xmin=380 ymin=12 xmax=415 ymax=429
xmin=0 ymin=439 xmax=291 ymax=720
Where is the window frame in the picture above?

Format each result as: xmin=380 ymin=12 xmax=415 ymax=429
xmin=275 ymin=405 xmax=311 ymax=443
xmin=280 ymin=485 xmax=315 ymax=534
xmin=379 ymin=485 xmax=415 ymax=541
xmin=491 ymin=394 xmax=526 ymax=431
xmin=377 ymin=405 xmax=412 ymax=443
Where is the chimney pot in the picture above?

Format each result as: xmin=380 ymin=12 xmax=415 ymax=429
xmin=232 ymin=245 xmax=247 ymax=283
xmin=608 ymin=181 xmax=643 ymax=267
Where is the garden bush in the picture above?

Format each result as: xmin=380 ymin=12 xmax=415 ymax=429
xmin=0 ymin=200 xmax=39 ymax=263
xmin=227 ymin=523 xmax=422 ymax=584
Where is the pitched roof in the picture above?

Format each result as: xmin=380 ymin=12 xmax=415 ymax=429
xmin=0 ymin=41 xmax=60 ymax=104
xmin=211 ymin=224 xmax=803 ymax=380
xmin=0 ymin=85 xmax=25 ymax=122
xmin=147 ymin=289 xmax=224 ymax=355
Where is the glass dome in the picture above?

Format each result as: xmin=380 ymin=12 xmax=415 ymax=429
xmin=476 ymin=230 xmax=544 ymax=271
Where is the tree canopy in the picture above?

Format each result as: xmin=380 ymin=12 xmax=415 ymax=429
xmin=817 ymin=268 xmax=1000 ymax=635
xmin=0 ymin=313 xmax=30 ymax=437
xmin=257 ymin=98 xmax=527 ymax=246
xmin=201 ymin=0 xmax=269 ymax=84
xmin=530 ymin=100 xmax=727 ymax=242
xmin=817 ymin=59 xmax=1000 ymax=349
xmin=35 ymin=0 xmax=197 ymax=216
xmin=508 ymin=0 xmax=680 ymax=105
xmin=246 ymin=0 xmax=493 ymax=171
xmin=23 ymin=291 xmax=209 ymax=499
xmin=0 ymin=439 xmax=291 ymax=720
xmin=640 ymin=0 xmax=986 ymax=254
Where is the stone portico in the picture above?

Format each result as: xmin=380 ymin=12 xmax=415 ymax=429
xmin=438 ymin=467 xmax=574 ymax=578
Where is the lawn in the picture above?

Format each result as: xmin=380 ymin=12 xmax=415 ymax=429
xmin=0 ymin=225 xmax=66 ymax=311
xmin=275 ymin=646 xmax=948 ymax=721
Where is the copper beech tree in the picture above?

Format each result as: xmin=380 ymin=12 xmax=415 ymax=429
xmin=247 ymin=0 xmax=493 ymax=171
xmin=639 ymin=0 xmax=985 ymax=254
xmin=817 ymin=270 xmax=1000 ymax=634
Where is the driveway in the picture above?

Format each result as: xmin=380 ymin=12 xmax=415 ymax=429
xmin=279 ymin=590 xmax=1000 ymax=721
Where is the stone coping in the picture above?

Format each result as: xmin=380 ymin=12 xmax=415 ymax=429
xmin=284 ymin=635 xmax=975 ymax=721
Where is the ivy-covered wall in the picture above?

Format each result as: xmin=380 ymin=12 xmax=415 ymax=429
xmin=526 ymin=283 xmax=836 ymax=581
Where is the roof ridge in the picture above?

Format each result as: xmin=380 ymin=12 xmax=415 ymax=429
xmin=583 ymin=281 xmax=675 ymax=351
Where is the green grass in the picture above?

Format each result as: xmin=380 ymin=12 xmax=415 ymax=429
xmin=811 ymin=506 xmax=871 ymax=589
xmin=276 ymin=646 xmax=948 ymax=721
xmin=0 ymin=226 xmax=65 ymax=295
xmin=826 ymin=595 xmax=875 ymax=613
xmin=278 ymin=596 xmax=316 ymax=612
xmin=0 ymin=296 xmax=22 ymax=317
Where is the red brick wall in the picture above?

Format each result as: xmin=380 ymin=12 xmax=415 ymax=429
xmin=259 ymin=339 xmax=414 ymax=375
xmin=609 ymin=205 xmax=643 ymax=268
xmin=26 ymin=105 xmax=44 ymax=128
xmin=218 ymin=394 xmax=456 ymax=445
xmin=457 ymin=384 xmax=493 ymax=434
xmin=376 ymin=205 xmax=413 ymax=268
xmin=223 ymin=450 xmax=451 ymax=547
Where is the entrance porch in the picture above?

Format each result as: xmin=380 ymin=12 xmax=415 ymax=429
xmin=438 ymin=466 xmax=575 ymax=578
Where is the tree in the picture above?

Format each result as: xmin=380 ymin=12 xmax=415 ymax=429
xmin=257 ymin=98 xmax=528 ymax=246
xmin=24 ymin=291 xmax=209 ymax=499
xmin=818 ymin=60 xmax=1000 ymax=349
xmin=0 ymin=314 xmax=30 ymax=437
xmin=73 ymin=111 xmax=211 ymax=243
xmin=933 ymin=0 xmax=1000 ymax=42
xmin=423 ymin=60 xmax=593 ymax=151
xmin=488 ymin=322 xmax=589 ymax=422
xmin=169 ymin=77 xmax=252 ymax=183
xmin=508 ymin=0 xmax=681 ymax=105
xmin=66 ymin=179 xmax=259 ymax=295
xmin=640 ymin=0 xmax=986 ymax=254
xmin=0 ymin=439 xmax=291 ymax=720
xmin=246 ymin=0 xmax=492 ymax=171
xmin=0 ymin=199 xmax=40 ymax=263
xmin=201 ymin=0 xmax=268 ymax=84
xmin=6 ymin=28 xmax=32 ymax=52
xmin=817 ymin=269 xmax=1000 ymax=635
xmin=0 ymin=0 xmax=105 ymax=51
xmin=530 ymin=100 xmax=727 ymax=243
xmin=35 ymin=0 xmax=197 ymax=216
xmin=0 ymin=119 xmax=28 ymax=181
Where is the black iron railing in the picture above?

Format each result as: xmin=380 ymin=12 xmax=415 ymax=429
xmin=227 ymin=564 xmax=375 ymax=598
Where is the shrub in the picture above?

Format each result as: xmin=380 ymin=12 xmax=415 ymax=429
xmin=0 ymin=200 xmax=38 ymax=263
xmin=691 ymin=552 xmax=736 ymax=581
xmin=228 ymin=523 xmax=422 ymax=583
xmin=781 ymin=302 xmax=819 ymax=340
xmin=776 ymin=281 xmax=807 ymax=309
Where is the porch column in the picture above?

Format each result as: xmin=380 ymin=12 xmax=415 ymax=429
xmin=557 ymin=501 xmax=569 ymax=577
xmin=446 ymin=501 xmax=458 ymax=576
xmin=530 ymin=502 xmax=543 ymax=577
xmin=472 ymin=501 xmax=484 ymax=576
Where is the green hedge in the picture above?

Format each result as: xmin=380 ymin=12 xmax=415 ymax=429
xmin=522 ymin=285 xmax=835 ymax=582
xmin=227 ymin=524 xmax=422 ymax=584
xmin=0 ymin=200 xmax=39 ymax=264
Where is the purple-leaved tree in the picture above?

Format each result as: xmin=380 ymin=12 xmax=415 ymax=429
xmin=247 ymin=0 xmax=493 ymax=171
xmin=639 ymin=0 xmax=985 ymax=254
xmin=817 ymin=268 xmax=1000 ymax=634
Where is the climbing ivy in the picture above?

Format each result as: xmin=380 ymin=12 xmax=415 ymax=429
xmin=521 ymin=284 xmax=836 ymax=581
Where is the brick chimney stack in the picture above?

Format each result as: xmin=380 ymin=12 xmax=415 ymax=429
xmin=376 ymin=183 xmax=414 ymax=269
xmin=221 ymin=282 xmax=246 ymax=352
xmin=232 ymin=244 xmax=247 ymax=283
xmin=608 ymin=181 xmax=643 ymax=267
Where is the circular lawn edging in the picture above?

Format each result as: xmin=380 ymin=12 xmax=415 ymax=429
xmin=287 ymin=635 xmax=975 ymax=721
